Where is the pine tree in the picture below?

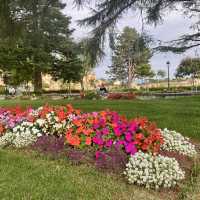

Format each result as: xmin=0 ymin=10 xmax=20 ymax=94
xmin=0 ymin=1 xmax=75 ymax=93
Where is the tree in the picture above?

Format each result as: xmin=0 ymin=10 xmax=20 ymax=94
xmin=74 ymin=0 xmax=200 ymax=58
xmin=0 ymin=47 xmax=35 ymax=86
xmin=50 ymin=46 xmax=83 ymax=91
xmin=157 ymin=70 xmax=166 ymax=80
xmin=176 ymin=57 xmax=200 ymax=89
xmin=78 ymin=39 xmax=95 ymax=91
xmin=106 ymin=27 xmax=152 ymax=88
xmin=0 ymin=1 xmax=74 ymax=93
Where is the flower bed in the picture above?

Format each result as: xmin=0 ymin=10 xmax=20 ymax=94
xmin=0 ymin=104 xmax=198 ymax=190
xmin=107 ymin=92 xmax=136 ymax=100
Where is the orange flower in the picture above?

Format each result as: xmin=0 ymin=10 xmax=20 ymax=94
xmin=70 ymin=135 xmax=81 ymax=146
xmin=77 ymin=126 xmax=84 ymax=134
xmin=0 ymin=124 xmax=4 ymax=135
xmin=75 ymin=109 xmax=81 ymax=115
xmin=83 ymin=129 xmax=93 ymax=136
xmin=66 ymin=133 xmax=80 ymax=146
xmin=73 ymin=119 xmax=82 ymax=127
xmin=66 ymin=104 xmax=74 ymax=113
xmin=85 ymin=137 xmax=92 ymax=145
xmin=100 ymin=111 xmax=107 ymax=117
xmin=135 ymin=133 xmax=144 ymax=140
xmin=87 ymin=119 xmax=94 ymax=125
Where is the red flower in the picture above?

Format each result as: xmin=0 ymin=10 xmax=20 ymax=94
xmin=135 ymin=133 xmax=144 ymax=140
xmin=85 ymin=137 xmax=92 ymax=145
xmin=66 ymin=133 xmax=80 ymax=146
xmin=56 ymin=109 xmax=66 ymax=121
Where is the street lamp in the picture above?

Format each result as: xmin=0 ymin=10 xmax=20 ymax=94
xmin=166 ymin=61 xmax=170 ymax=91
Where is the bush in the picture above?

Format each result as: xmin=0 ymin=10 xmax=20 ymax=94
xmin=84 ymin=91 xmax=101 ymax=100
xmin=43 ymin=89 xmax=80 ymax=94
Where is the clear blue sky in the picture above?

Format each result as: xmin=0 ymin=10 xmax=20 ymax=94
xmin=64 ymin=1 xmax=199 ymax=79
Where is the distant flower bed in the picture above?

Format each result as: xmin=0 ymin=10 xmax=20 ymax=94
xmin=107 ymin=92 xmax=136 ymax=100
xmin=0 ymin=104 xmax=197 ymax=190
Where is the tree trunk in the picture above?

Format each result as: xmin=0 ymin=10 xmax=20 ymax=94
xmin=127 ymin=63 xmax=132 ymax=88
xmin=33 ymin=69 xmax=42 ymax=94
xmin=192 ymin=75 xmax=195 ymax=91
xmin=69 ymin=81 xmax=72 ymax=96
xmin=80 ymin=78 xmax=84 ymax=92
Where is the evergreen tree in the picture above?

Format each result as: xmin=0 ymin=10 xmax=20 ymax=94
xmin=0 ymin=1 xmax=75 ymax=93
xmin=106 ymin=27 xmax=152 ymax=88
xmin=74 ymin=0 xmax=200 ymax=58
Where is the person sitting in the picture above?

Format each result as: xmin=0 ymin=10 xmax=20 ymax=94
xmin=99 ymin=84 xmax=108 ymax=96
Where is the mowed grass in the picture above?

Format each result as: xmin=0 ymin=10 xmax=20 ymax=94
xmin=0 ymin=150 xmax=164 ymax=200
xmin=0 ymin=96 xmax=200 ymax=200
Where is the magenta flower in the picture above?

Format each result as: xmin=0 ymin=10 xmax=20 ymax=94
xmin=93 ymin=136 xmax=104 ymax=145
xmin=125 ymin=132 xmax=133 ymax=142
xmin=102 ymin=128 xmax=109 ymax=135
xmin=114 ymin=140 xmax=125 ymax=149
xmin=93 ymin=123 xmax=100 ymax=129
xmin=95 ymin=151 xmax=101 ymax=159
xmin=125 ymin=142 xmax=137 ymax=155
xmin=114 ymin=127 xmax=122 ymax=137
xmin=105 ymin=139 xmax=113 ymax=148
xmin=129 ymin=122 xmax=138 ymax=132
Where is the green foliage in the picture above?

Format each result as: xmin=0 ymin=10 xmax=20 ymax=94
xmin=157 ymin=70 xmax=166 ymax=79
xmin=50 ymin=49 xmax=83 ymax=84
xmin=135 ymin=64 xmax=155 ymax=79
xmin=176 ymin=57 xmax=200 ymax=78
xmin=84 ymin=91 xmax=101 ymax=100
xmin=77 ymin=38 xmax=96 ymax=91
xmin=107 ymin=27 xmax=152 ymax=87
xmin=0 ymin=0 xmax=75 ymax=93
xmin=74 ymin=0 xmax=200 ymax=58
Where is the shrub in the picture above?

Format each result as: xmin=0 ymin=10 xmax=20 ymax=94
xmin=84 ymin=91 xmax=101 ymax=100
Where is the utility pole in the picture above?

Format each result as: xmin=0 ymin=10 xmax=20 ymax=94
xmin=166 ymin=61 xmax=170 ymax=91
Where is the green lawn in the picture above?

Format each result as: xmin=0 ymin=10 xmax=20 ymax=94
xmin=0 ymin=97 xmax=200 ymax=200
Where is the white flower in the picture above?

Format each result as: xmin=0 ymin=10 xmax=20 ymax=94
xmin=124 ymin=151 xmax=185 ymax=189
xmin=161 ymin=128 xmax=197 ymax=157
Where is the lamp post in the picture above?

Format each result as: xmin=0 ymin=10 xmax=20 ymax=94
xmin=166 ymin=61 xmax=170 ymax=91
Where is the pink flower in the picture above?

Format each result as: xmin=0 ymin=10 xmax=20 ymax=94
xmin=125 ymin=142 xmax=137 ymax=155
xmin=129 ymin=123 xmax=138 ymax=132
xmin=102 ymin=128 xmax=109 ymax=135
xmin=114 ymin=140 xmax=125 ymax=149
xmin=125 ymin=132 xmax=132 ymax=142
xmin=105 ymin=139 xmax=113 ymax=148
xmin=114 ymin=127 xmax=121 ymax=137
xmin=93 ymin=136 xmax=104 ymax=145
xmin=95 ymin=151 xmax=101 ymax=159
